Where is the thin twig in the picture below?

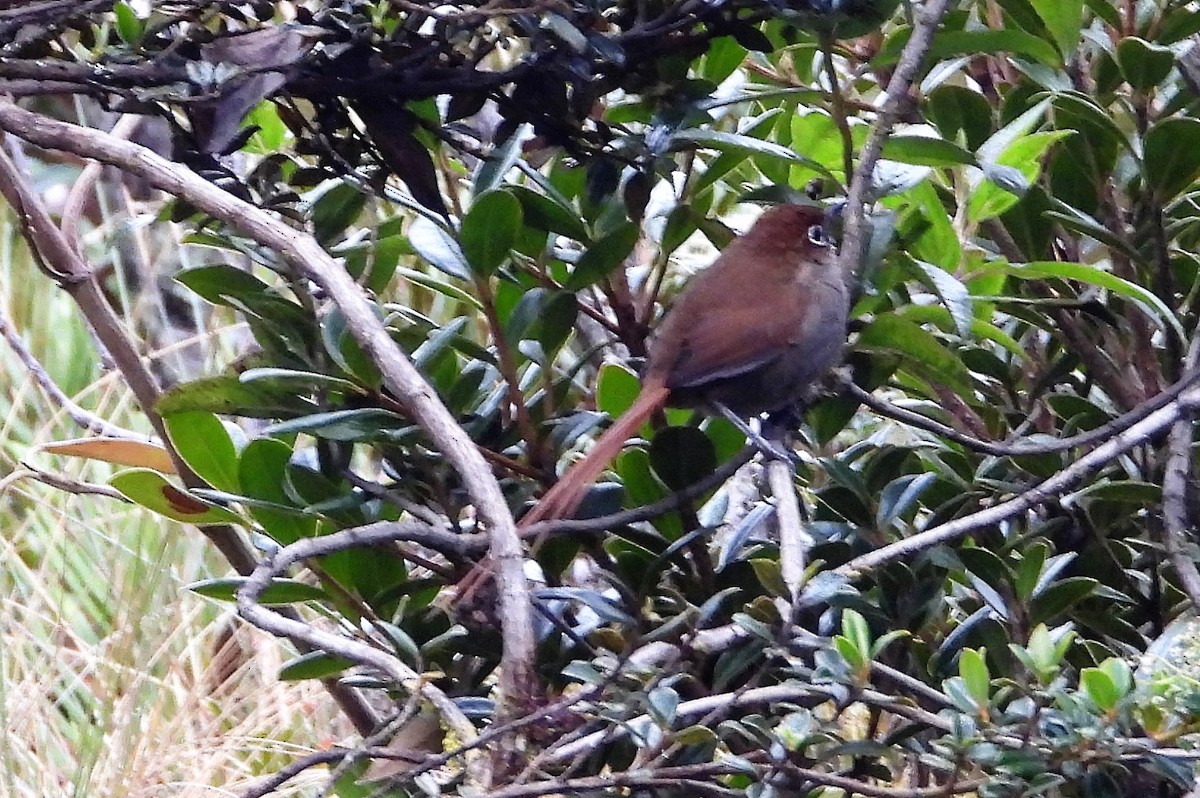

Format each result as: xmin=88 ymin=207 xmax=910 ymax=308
xmin=835 ymin=387 xmax=1200 ymax=577
xmin=0 ymin=300 xmax=142 ymax=438
xmin=842 ymin=368 xmax=1200 ymax=457
xmin=840 ymin=0 xmax=954 ymax=283
xmin=236 ymin=524 xmax=485 ymax=782
xmin=0 ymin=462 xmax=128 ymax=501
xmin=59 ymin=113 xmax=141 ymax=248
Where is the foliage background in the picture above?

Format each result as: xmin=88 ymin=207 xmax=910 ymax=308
xmin=4 ymin=0 xmax=1200 ymax=796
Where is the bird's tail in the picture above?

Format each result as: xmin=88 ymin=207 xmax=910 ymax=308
xmin=518 ymin=382 xmax=670 ymax=529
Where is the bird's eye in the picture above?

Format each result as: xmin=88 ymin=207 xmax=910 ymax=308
xmin=807 ymin=224 xmax=828 ymax=246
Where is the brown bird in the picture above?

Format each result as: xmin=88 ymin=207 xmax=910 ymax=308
xmin=518 ymin=202 xmax=850 ymax=529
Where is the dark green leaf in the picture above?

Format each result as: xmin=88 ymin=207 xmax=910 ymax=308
xmin=1115 ymin=37 xmax=1176 ymax=92
xmin=565 ymin=222 xmax=640 ymax=290
xmin=461 ymin=190 xmax=522 ymax=276
xmin=278 ymin=651 xmax=355 ymax=681
xmin=855 ymin=314 xmax=973 ymax=394
xmin=264 ymin=408 xmax=406 ymax=441
xmin=189 ymin=577 xmax=327 ymax=605
xmin=177 ymin=264 xmax=273 ymax=306
xmin=1143 ymin=117 xmax=1200 ymax=202
xmin=311 ymin=182 xmax=367 ymax=245
xmin=648 ymin=426 xmax=717 ymax=491
xmin=1030 ymin=577 xmax=1098 ymax=624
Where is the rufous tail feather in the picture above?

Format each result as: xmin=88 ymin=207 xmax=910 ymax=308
xmin=518 ymin=382 xmax=671 ymax=529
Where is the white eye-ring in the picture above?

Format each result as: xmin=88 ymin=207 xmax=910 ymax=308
xmin=807 ymin=224 xmax=828 ymax=246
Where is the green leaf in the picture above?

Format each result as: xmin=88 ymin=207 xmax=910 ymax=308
xmin=510 ymin=186 xmax=588 ymax=241
xmin=955 ymin=648 xmax=993 ymax=710
xmin=927 ymin=85 xmax=993 ymax=151
xmin=177 ymin=264 xmax=273 ymax=306
xmin=408 ymin=216 xmax=471 ymax=279
xmin=959 ymin=648 xmax=991 ymax=706
xmin=1014 ymin=542 xmax=1049 ymax=602
xmin=1143 ymin=117 xmax=1200 ymax=202
xmin=882 ymin=135 xmax=976 ymax=167
xmin=239 ymin=368 xmax=363 ymax=394
xmin=278 ymin=651 xmax=355 ymax=681
xmin=969 ymin=131 xmax=1073 ymax=222
xmin=855 ymin=313 xmax=973 ymax=394
xmin=905 ymin=178 xmax=961 ymax=271
xmin=672 ymin=129 xmax=829 ymax=175
xmin=1030 ymin=577 xmax=1098 ymax=625
xmin=877 ymin=28 xmax=1062 ymax=70
xmin=263 ymin=408 xmax=407 ymax=441
xmin=1099 ymin=657 xmax=1132 ymax=696
xmin=834 ymin=635 xmax=867 ymax=672
xmin=461 ymin=190 xmax=522 ymax=276
xmin=897 ymin=306 xmax=1025 ymax=359
xmin=565 ymin=222 xmax=640 ymax=290
xmin=156 ymin=374 xmax=312 ymax=418
xmin=647 ymin=686 xmax=680 ymax=727
xmin=1115 ymin=37 xmax=1176 ymax=92
xmin=1006 ymin=261 xmax=1184 ymax=340
xmin=906 ymin=258 xmax=972 ymax=337
xmin=311 ymin=183 xmax=367 ymax=245
xmin=942 ymin=676 xmax=981 ymax=714
xmin=877 ymin=472 xmax=937 ymax=528
xmin=110 ymin=469 xmax=241 ymax=524
xmin=1028 ymin=0 xmax=1083 ymax=58
xmin=240 ymin=438 xmax=317 ymax=545
xmin=475 ymin=124 xmax=528 ymax=193
xmin=164 ymin=411 xmax=240 ymax=492
xmin=842 ymin=608 xmax=871 ymax=657
xmin=976 ymin=97 xmax=1053 ymax=165
xmin=114 ymin=1 xmax=144 ymax=46
xmin=648 ymin=426 xmax=717 ymax=491
xmin=674 ymin=725 xmax=719 ymax=746
xmin=617 ymin=448 xmax=678 ymax=537
xmin=188 ymin=577 xmax=327 ymax=605
xmin=1081 ymin=667 xmax=1120 ymax=712
xmin=596 ymin=363 xmax=642 ymax=418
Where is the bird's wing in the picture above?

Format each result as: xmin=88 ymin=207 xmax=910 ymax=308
xmin=662 ymin=298 xmax=809 ymax=390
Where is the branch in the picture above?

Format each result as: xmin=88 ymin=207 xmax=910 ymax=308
xmin=839 ymin=0 xmax=954 ymax=283
xmin=834 ymin=386 xmax=1200 ymax=577
xmin=0 ymin=99 xmax=539 ymax=726
xmin=841 ymin=368 xmax=1200 ymax=457
xmin=1163 ymin=334 xmax=1200 ymax=606
xmin=235 ymin=524 xmax=486 ymax=784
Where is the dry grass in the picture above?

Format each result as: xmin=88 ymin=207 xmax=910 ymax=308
xmin=0 ymin=190 xmax=349 ymax=796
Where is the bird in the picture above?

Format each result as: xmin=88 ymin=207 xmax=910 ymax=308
xmin=517 ymin=201 xmax=850 ymax=530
